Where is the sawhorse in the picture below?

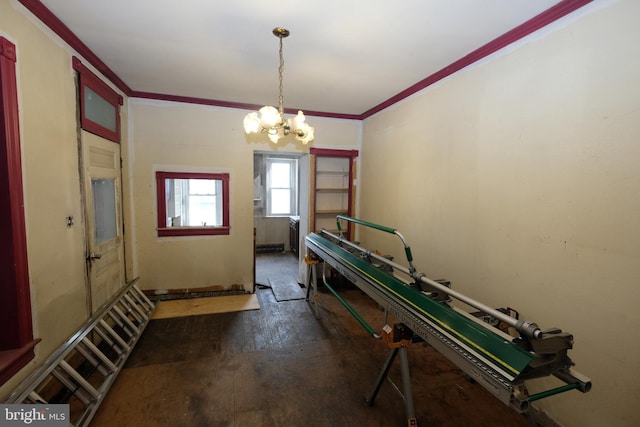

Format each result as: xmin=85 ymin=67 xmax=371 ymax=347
xmin=304 ymin=255 xmax=320 ymax=318
xmin=365 ymin=323 xmax=418 ymax=427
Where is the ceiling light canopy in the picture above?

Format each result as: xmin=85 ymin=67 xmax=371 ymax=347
xmin=243 ymin=27 xmax=314 ymax=145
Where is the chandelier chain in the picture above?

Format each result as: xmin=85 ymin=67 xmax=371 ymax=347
xmin=278 ymin=35 xmax=285 ymax=118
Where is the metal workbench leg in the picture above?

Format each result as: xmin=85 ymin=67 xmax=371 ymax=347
xmin=365 ymin=346 xmax=417 ymax=426
xmin=305 ymin=263 xmax=312 ymax=300
xmin=305 ymin=261 xmax=319 ymax=319
xmin=365 ymin=347 xmax=399 ymax=407
xmin=399 ymin=346 xmax=417 ymax=424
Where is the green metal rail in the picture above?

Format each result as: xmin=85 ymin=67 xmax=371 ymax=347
xmin=337 ymin=215 xmax=415 ymax=270
xmin=337 ymin=214 xmax=396 ymax=234
xmin=527 ymin=384 xmax=579 ymax=402
xmin=320 ymin=267 xmax=380 ymax=339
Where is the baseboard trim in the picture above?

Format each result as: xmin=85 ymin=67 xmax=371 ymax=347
xmin=256 ymin=243 xmax=285 ymax=253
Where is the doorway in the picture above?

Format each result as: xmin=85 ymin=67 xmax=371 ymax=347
xmin=253 ymin=151 xmax=309 ymax=293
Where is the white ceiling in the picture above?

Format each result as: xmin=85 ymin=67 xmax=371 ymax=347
xmin=36 ymin=0 xmax=564 ymax=116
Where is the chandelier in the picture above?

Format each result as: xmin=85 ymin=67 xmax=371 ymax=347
xmin=243 ymin=27 xmax=314 ymax=144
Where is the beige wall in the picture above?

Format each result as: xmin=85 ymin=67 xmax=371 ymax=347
xmin=358 ymin=1 xmax=639 ymax=426
xmin=129 ymin=100 xmax=254 ymax=292
xmin=0 ymin=1 xmax=127 ymax=398
xmin=128 ymin=100 xmax=360 ymax=293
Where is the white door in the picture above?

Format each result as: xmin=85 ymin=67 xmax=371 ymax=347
xmin=297 ymin=153 xmax=310 ymax=284
xmin=81 ymin=131 xmax=125 ymax=313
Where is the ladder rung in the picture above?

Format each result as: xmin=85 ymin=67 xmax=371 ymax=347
xmin=126 ymin=288 xmax=148 ymax=312
xmin=123 ymin=293 xmax=147 ymax=321
xmin=105 ymin=309 xmax=135 ymax=340
xmin=98 ymin=319 xmax=130 ymax=352
xmin=118 ymin=298 xmax=144 ymax=325
xmin=132 ymin=285 xmax=154 ymax=310
xmin=59 ymin=360 xmax=100 ymax=400
xmin=28 ymin=391 xmax=47 ymax=404
xmin=51 ymin=366 xmax=93 ymax=406
xmin=80 ymin=337 xmax=117 ymax=374
xmin=112 ymin=305 xmax=140 ymax=337
xmin=92 ymin=323 xmax=118 ymax=353
xmin=75 ymin=341 xmax=111 ymax=377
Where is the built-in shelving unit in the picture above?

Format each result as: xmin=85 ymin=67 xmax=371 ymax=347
xmin=310 ymin=148 xmax=358 ymax=239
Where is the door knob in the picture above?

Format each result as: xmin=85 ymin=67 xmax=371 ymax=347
xmin=87 ymin=253 xmax=102 ymax=261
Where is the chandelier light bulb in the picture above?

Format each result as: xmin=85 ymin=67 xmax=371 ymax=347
xmin=299 ymin=125 xmax=314 ymax=145
xmin=288 ymin=111 xmax=306 ymax=132
xmin=268 ymin=130 xmax=281 ymax=144
xmin=243 ymin=112 xmax=260 ymax=134
xmin=258 ymin=106 xmax=281 ymax=128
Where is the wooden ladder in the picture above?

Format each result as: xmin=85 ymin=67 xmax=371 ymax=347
xmin=6 ymin=278 xmax=155 ymax=427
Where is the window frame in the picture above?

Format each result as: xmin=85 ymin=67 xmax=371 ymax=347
xmin=155 ymin=171 xmax=230 ymax=237
xmin=72 ymin=57 xmax=123 ymax=143
xmin=0 ymin=37 xmax=40 ymax=386
xmin=266 ymin=157 xmax=298 ymax=217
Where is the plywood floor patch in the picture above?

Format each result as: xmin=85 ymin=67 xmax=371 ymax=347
xmin=151 ymin=294 xmax=260 ymax=319
xmin=269 ymin=277 xmax=306 ymax=301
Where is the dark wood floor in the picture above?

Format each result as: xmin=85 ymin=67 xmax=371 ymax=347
xmin=91 ymin=253 xmax=530 ymax=427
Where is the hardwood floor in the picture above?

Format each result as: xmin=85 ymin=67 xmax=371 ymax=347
xmin=91 ymin=253 xmax=530 ymax=426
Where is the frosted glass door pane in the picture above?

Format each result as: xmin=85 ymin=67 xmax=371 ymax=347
xmin=92 ymin=179 xmax=117 ymax=244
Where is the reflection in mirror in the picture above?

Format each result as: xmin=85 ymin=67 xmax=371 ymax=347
xmin=165 ymin=178 xmax=223 ymax=227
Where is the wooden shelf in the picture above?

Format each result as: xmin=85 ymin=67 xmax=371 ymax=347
xmin=316 ymin=228 xmax=340 ymax=234
xmin=316 ymin=209 xmax=348 ymax=215
xmin=316 ymin=187 xmax=348 ymax=192
xmin=316 ymin=170 xmax=349 ymax=175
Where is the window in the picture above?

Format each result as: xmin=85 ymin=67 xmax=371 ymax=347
xmin=266 ymin=157 xmax=298 ymax=216
xmin=72 ymin=57 xmax=123 ymax=143
xmin=0 ymin=37 xmax=40 ymax=386
xmin=156 ymin=171 xmax=230 ymax=236
xmin=168 ymin=178 xmax=222 ymax=226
